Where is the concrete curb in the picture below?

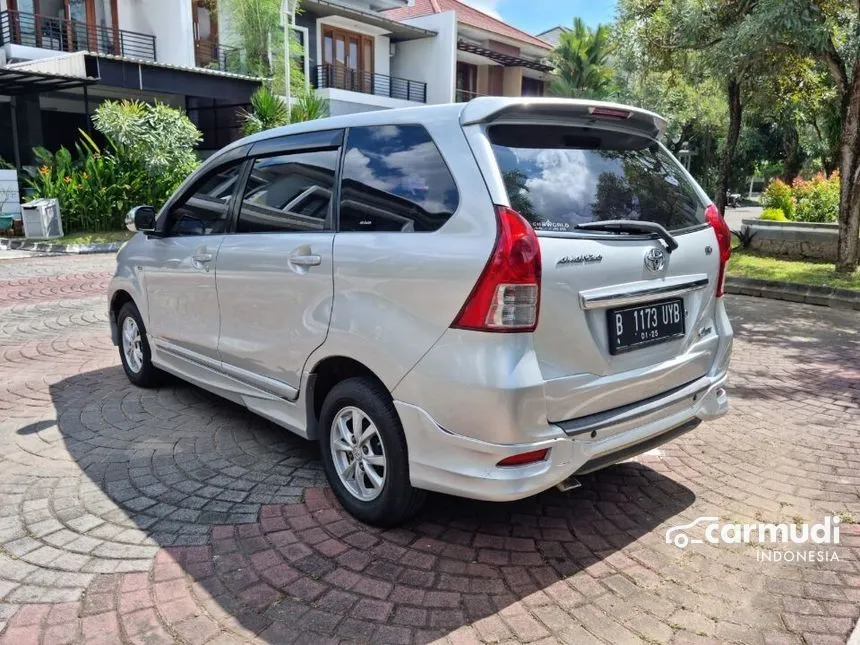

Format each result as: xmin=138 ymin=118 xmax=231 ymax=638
xmin=725 ymin=276 xmax=860 ymax=311
xmin=0 ymin=238 xmax=123 ymax=254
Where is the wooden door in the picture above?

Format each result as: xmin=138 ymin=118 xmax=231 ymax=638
xmin=322 ymin=26 xmax=373 ymax=92
xmin=193 ymin=0 xmax=219 ymax=66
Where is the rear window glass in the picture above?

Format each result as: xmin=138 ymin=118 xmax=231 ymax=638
xmin=489 ymin=125 xmax=706 ymax=233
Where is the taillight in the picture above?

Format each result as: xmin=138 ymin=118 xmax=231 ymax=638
xmin=497 ymin=449 xmax=549 ymax=467
xmin=587 ymin=106 xmax=632 ymax=120
xmin=705 ymin=204 xmax=731 ymax=297
xmin=452 ymin=205 xmax=541 ymax=332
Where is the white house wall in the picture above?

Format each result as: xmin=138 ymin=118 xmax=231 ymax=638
xmin=118 ymin=0 xmax=194 ymax=67
xmin=390 ymin=11 xmax=456 ymax=105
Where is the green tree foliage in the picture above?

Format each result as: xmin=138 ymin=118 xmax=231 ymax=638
xmin=219 ymin=0 xmax=306 ymax=95
xmin=617 ymin=0 xmax=859 ymax=272
xmin=549 ymin=18 xmax=613 ymax=99
xmin=29 ymin=101 xmax=202 ymax=232
xmin=502 ymin=170 xmax=539 ymax=225
xmin=92 ymin=100 xmax=201 ymax=178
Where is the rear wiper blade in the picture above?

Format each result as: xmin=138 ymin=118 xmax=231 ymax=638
xmin=574 ymin=220 xmax=679 ymax=252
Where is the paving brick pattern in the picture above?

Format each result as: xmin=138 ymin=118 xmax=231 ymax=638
xmin=0 ymin=253 xmax=857 ymax=644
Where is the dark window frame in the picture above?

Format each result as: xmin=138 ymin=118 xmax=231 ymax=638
xmin=160 ymin=159 xmax=246 ymax=238
xmin=233 ymin=146 xmax=341 ymax=235
xmin=229 ymin=130 xmax=346 ymax=235
xmin=336 ymin=124 xmax=461 ymax=234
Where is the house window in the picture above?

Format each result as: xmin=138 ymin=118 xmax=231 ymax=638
xmin=455 ymin=62 xmax=478 ymax=101
xmin=9 ymin=0 xmax=120 ymax=53
xmin=522 ymin=76 xmax=545 ymax=97
xmin=320 ymin=25 xmax=374 ymax=93
xmin=192 ymin=0 xmax=220 ymax=67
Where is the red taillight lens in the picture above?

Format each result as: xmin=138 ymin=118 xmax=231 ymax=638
xmin=452 ymin=205 xmax=541 ymax=332
xmin=497 ymin=449 xmax=549 ymax=467
xmin=588 ymin=106 xmax=632 ymax=120
xmin=705 ymin=203 xmax=732 ymax=297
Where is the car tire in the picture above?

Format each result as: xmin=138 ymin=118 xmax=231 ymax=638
xmin=319 ymin=377 xmax=425 ymax=526
xmin=117 ymin=302 xmax=162 ymax=388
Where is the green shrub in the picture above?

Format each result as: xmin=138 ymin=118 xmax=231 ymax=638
xmin=28 ymin=101 xmax=201 ymax=233
xmin=760 ymin=208 xmax=787 ymax=221
xmin=792 ymin=171 xmax=839 ymax=223
xmin=761 ymin=178 xmax=795 ymax=220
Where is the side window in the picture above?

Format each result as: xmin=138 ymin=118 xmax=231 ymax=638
xmin=168 ymin=162 xmax=243 ymax=236
xmin=339 ymin=125 xmax=459 ymax=232
xmin=237 ymin=149 xmax=338 ymax=234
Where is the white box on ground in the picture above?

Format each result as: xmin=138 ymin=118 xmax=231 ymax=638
xmin=22 ymin=198 xmax=64 ymax=239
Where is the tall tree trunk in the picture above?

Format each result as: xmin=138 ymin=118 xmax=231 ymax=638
xmin=835 ymin=58 xmax=860 ymax=274
xmin=781 ymin=124 xmax=802 ymax=184
xmin=715 ymin=78 xmax=742 ymax=215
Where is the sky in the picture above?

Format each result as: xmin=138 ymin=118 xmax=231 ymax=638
xmin=458 ymin=0 xmax=618 ymax=35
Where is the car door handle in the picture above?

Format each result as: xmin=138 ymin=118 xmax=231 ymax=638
xmin=289 ymin=254 xmax=322 ymax=267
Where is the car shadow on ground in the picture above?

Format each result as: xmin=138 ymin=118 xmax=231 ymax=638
xmin=44 ymin=365 xmax=696 ymax=643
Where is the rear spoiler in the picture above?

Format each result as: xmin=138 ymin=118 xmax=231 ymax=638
xmin=459 ymin=97 xmax=667 ymax=140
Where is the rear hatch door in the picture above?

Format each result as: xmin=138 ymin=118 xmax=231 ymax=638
xmin=464 ymin=100 xmax=723 ymax=423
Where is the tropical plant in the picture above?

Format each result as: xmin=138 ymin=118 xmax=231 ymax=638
xmin=792 ymin=171 xmax=840 ymax=224
xmin=760 ymin=208 xmax=788 ymax=221
xmin=761 ymin=178 xmax=796 ymax=220
xmin=92 ymin=100 xmax=201 ymax=178
xmin=239 ymin=86 xmax=329 ymax=136
xmin=28 ymin=101 xmax=202 ymax=233
xmin=731 ymin=226 xmax=757 ymax=250
xmin=219 ymin=0 xmax=306 ymax=95
xmin=27 ymin=133 xmax=139 ymax=232
xmin=292 ymin=89 xmax=329 ymax=123
xmin=239 ymin=87 xmax=290 ymax=136
xmin=549 ymin=18 xmax=613 ymax=99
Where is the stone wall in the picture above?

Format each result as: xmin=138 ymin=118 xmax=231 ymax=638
xmin=742 ymin=219 xmax=844 ymax=262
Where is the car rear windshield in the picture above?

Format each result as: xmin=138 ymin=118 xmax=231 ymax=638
xmin=489 ymin=124 xmax=707 ymax=233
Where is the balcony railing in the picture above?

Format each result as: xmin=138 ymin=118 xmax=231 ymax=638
xmin=455 ymin=88 xmax=483 ymax=102
xmin=313 ymin=64 xmax=426 ymax=104
xmin=0 ymin=10 xmax=156 ymax=61
xmin=194 ymin=39 xmax=244 ymax=74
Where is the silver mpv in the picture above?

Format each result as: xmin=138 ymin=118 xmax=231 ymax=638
xmin=110 ymin=98 xmax=733 ymax=525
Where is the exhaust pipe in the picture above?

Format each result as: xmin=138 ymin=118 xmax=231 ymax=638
xmin=556 ymin=475 xmax=581 ymax=492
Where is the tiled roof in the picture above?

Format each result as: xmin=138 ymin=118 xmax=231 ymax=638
xmin=382 ymin=0 xmax=552 ymax=50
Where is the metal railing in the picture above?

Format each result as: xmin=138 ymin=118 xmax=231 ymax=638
xmin=194 ymin=39 xmax=244 ymax=74
xmin=313 ymin=64 xmax=427 ymax=103
xmin=0 ymin=10 xmax=156 ymax=60
xmin=455 ymin=88 xmax=483 ymax=102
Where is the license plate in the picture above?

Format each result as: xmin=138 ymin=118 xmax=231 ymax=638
xmin=607 ymin=298 xmax=685 ymax=354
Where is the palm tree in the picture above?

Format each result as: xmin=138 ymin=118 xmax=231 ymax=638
xmin=238 ymin=86 xmax=330 ymax=136
xmin=238 ymin=87 xmax=289 ymax=136
xmin=549 ymin=18 xmax=613 ymax=99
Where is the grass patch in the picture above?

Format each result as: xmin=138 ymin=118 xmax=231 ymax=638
xmin=728 ymin=251 xmax=860 ymax=292
xmin=58 ymin=230 xmax=134 ymax=245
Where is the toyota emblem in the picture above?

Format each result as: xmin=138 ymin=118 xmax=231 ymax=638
xmin=644 ymin=248 xmax=665 ymax=273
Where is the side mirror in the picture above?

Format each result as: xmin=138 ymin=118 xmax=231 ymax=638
xmin=126 ymin=205 xmax=156 ymax=233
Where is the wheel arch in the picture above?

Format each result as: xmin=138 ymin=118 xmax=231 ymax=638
xmin=109 ymin=289 xmax=136 ymax=345
xmin=305 ymin=356 xmax=392 ymax=440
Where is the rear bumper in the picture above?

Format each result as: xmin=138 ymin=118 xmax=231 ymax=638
xmin=395 ymin=373 xmax=728 ymax=502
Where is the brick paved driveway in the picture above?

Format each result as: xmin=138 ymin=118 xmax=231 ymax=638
xmin=0 ymin=253 xmax=858 ymax=645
